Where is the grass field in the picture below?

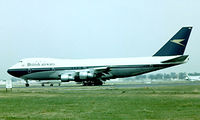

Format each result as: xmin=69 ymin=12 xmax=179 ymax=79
xmin=1 ymin=85 xmax=200 ymax=120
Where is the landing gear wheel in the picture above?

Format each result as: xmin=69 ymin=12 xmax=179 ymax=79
xmin=25 ymin=83 xmax=29 ymax=87
xmin=83 ymin=81 xmax=92 ymax=86
xmin=82 ymin=80 xmax=103 ymax=86
xmin=88 ymin=82 xmax=93 ymax=86
xmin=25 ymin=80 xmax=29 ymax=87
xmin=94 ymin=80 xmax=103 ymax=86
xmin=83 ymin=81 xmax=88 ymax=86
xmin=42 ymin=84 xmax=44 ymax=87
xmin=50 ymin=84 xmax=53 ymax=86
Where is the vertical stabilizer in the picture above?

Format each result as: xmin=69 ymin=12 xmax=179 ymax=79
xmin=153 ymin=27 xmax=192 ymax=56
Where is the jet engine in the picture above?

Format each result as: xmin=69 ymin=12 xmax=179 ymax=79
xmin=60 ymin=72 xmax=76 ymax=82
xmin=60 ymin=70 xmax=96 ymax=82
xmin=79 ymin=70 xmax=96 ymax=80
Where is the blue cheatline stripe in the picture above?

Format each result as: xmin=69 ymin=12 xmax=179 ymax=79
xmin=7 ymin=64 xmax=179 ymax=78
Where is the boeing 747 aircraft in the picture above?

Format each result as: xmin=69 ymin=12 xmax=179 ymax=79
xmin=7 ymin=27 xmax=192 ymax=86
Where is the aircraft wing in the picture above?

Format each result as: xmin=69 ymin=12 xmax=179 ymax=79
xmin=60 ymin=66 xmax=112 ymax=82
xmin=79 ymin=67 xmax=112 ymax=80
xmin=93 ymin=67 xmax=110 ymax=74
xmin=90 ymin=67 xmax=112 ymax=80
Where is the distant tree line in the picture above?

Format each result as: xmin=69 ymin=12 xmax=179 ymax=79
xmin=133 ymin=72 xmax=200 ymax=80
xmin=188 ymin=72 xmax=200 ymax=76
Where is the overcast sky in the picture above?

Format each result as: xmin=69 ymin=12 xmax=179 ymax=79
xmin=0 ymin=0 xmax=200 ymax=79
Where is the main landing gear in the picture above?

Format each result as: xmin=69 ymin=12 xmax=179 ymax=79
xmin=83 ymin=80 xmax=103 ymax=86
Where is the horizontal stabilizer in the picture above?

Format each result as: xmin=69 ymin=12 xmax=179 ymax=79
xmin=161 ymin=55 xmax=189 ymax=63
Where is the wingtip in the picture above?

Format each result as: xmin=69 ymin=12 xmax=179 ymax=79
xmin=183 ymin=26 xmax=193 ymax=29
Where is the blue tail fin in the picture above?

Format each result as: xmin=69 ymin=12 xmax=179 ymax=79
xmin=153 ymin=27 xmax=192 ymax=56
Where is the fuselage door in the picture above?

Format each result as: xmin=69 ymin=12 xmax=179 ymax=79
xmin=28 ymin=68 xmax=32 ymax=73
xmin=51 ymin=67 xmax=55 ymax=71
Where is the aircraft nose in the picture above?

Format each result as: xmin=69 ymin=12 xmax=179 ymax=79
xmin=7 ymin=69 xmax=19 ymax=77
xmin=7 ymin=68 xmax=27 ymax=77
xmin=7 ymin=69 xmax=13 ymax=76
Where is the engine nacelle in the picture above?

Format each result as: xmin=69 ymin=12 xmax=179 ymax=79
xmin=60 ymin=70 xmax=96 ymax=82
xmin=60 ymin=73 xmax=76 ymax=82
xmin=79 ymin=70 xmax=96 ymax=80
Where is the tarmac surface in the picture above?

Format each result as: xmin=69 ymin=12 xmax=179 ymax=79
xmin=1 ymin=82 xmax=200 ymax=89
xmin=112 ymin=82 xmax=200 ymax=88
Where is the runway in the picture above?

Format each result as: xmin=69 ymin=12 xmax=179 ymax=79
xmin=112 ymin=82 xmax=200 ymax=88
xmin=1 ymin=82 xmax=200 ymax=89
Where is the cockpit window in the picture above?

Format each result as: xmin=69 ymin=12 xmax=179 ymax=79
xmin=19 ymin=61 xmax=23 ymax=63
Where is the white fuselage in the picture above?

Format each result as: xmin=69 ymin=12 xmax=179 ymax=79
xmin=7 ymin=55 xmax=187 ymax=81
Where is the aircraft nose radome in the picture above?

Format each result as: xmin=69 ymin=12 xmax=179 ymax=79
xmin=7 ymin=69 xmax=18 ymax=77
xmin=7 ymin=69 xmax=11 ymax=74
xmin=7 ymin=69 xmax=14 ymax=76
xmin=7 ymin=68 xmax=27 ymax=77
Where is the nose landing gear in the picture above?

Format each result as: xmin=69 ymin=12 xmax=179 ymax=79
xmin=25 ymin=80 xmax=29 ymax=87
